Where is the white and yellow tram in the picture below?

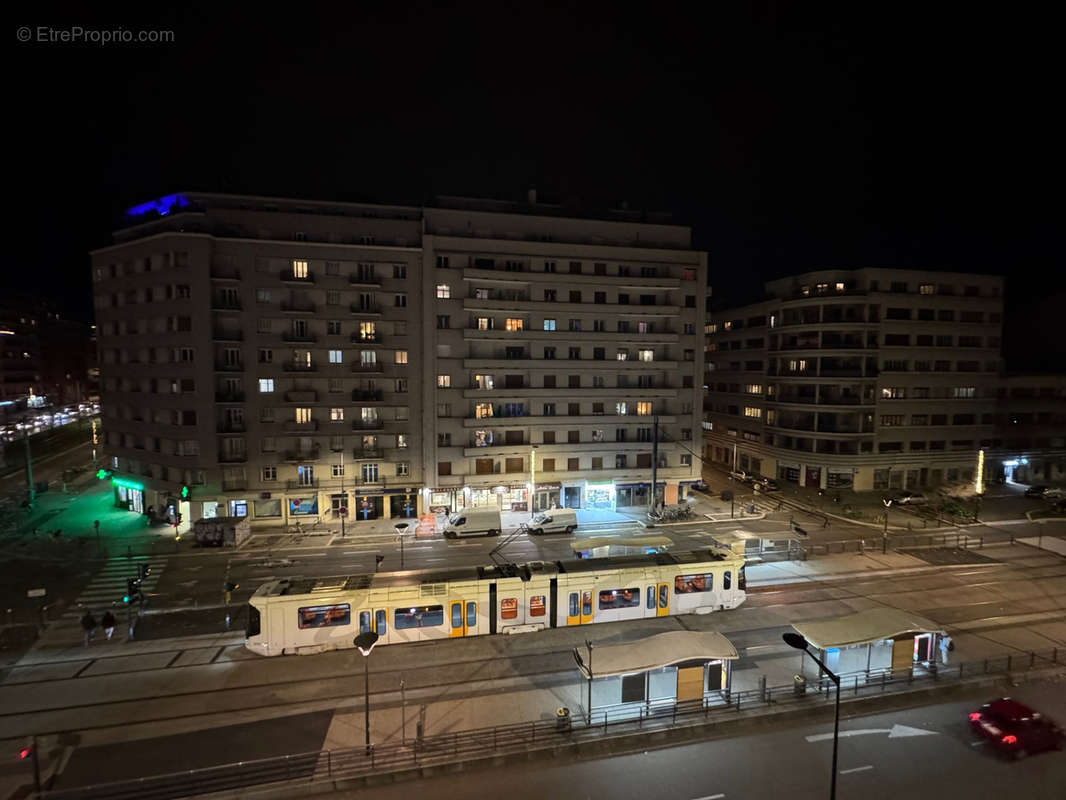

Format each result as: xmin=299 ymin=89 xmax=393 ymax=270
xmin=245 ymin=547 xmax=746 ymax=656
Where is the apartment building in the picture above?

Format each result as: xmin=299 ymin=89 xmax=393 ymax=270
xmin=703 ymin=269 xmax=1009 ymax=492
xmin=424 ymin=194 xmax=706 ymax=514
xmin=992 ymin=374 xmax=1066 ymax=485
xmin=91 ymin=193 xmax=426 ymax=527
xmin=91 ymin=191 xmax=707 ymax=528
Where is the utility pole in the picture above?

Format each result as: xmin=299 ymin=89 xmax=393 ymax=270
xmin=648 ymin=415 xmax=659 ymax=515
xmin=529 ymin=444 xmax=538 ymax=518
xmin=23 ymin=430 xmax=36 ymax=510
xmin=339 ymin=448 xmax=346 ymax=538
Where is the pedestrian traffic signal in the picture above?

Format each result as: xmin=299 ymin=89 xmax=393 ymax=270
xmin=225 ymin=582 xmax=239 ymax=592
xmin=138 ymin=564 xmax=152 ymax=580
xmin=124 ymin=577 xmax=143 ymax=604
xmin=180 ymin=484 xmax=190 ymax=499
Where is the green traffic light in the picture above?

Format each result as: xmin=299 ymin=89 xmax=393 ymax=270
xmin=122 ymin=596 xmax=130 ymax=604
xmin=180 ymin=485 xmax=190 ymax=499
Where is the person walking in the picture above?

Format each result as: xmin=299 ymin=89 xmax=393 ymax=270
xmin=101 ymin=610 xmax=117 ymax=641
xmin=939 ymin=635 xmax=953 ymax=665
xmin=80 ymin=609 xmax=97 ymax=647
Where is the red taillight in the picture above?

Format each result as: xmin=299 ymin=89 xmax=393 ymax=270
xmin=969 ymin=712 xmax=981 ymax=721
xmin=1002 ymin=734 xmax=1018 ymax=744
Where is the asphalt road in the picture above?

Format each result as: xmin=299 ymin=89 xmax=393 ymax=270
xmin=345 ymin=681 xmax=1066 ymax=800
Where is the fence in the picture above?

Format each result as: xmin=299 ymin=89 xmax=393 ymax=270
xmin=40 ymin=646 xmax=1063 ymax=800
xmin=794 ymin=530 xmax=983 ymax=559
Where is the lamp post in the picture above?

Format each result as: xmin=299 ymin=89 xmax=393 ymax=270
xmin=572 ymin=639 xmax=594 ymax=724
xmin=783 ymin=632 xmax=840 ymax=800
xmin=354 ymin=631 xmax=380 ymax=755
xmin=529 ymin=444 xmax=538 ymax=519
xmin=394 ymin=522 xmax=409 ymax=569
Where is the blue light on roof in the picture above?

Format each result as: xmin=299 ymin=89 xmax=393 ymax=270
xmin=125 ymin=194 xmax=190 ymax=218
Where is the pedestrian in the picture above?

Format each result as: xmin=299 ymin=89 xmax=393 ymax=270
xmin=101 ymin=610 xmax=117 ymax=641
xmin=823 ymin=516 xmax=830 ymax=528
xmin=939 ymin=635 xmax=953 ymax=665
xmin=80 ymin=609 xmax=97 ymax=647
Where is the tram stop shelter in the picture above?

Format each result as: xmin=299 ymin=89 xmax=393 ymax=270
xmin=571 ymin=536 xmax=673 ymax=559
xmin=789 ymin=608 xmax=946 ymax=680
xmin=576 ymin=631 xmax=738 ymax=718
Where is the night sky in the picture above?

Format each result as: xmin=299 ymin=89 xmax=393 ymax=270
xmin=11 ymin=3 xmax=1062 ymax=370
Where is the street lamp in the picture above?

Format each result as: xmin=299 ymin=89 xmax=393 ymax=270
xmin=783 ymin=632 xmax=840 ymax=800
xmin=354 ymin=631 xmax=380 ymax=755
xmin=529 ymin=444 xmax=538 ymax=519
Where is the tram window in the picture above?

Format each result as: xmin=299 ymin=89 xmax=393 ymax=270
xmin=501 ymin=597 xmax=518 ymax=619
xmin=530 ymin=596 xmax=546 ymax=617
xmin=646 ymin=586 xmax=655 ymax=609
xmin=247 ymin=604 xmax=261 ymax=637
xmin=297 ymin=603 xmax=351 ymax=629
xmin=466 ymin=601 xmax=477 ymax=627
xmin=375 ymin=609 xmax=387 ymax=636
xmin=452 ymin=603 xmax=463 ymax=628
xmin=674 ymin=573 xmax=713 ymax=594
xmin=394 ymin=605 xmax=444 ymax=629
xmin=738 ymin=565 xmax=746 ymax=590
xmin=569 ymin=592 xmax=579 ymax=617
xmin=582 ymin=591 xmax=592 ymax=616
xmin=659 ymin=585 xmax=668 ymax=608
xmin=359 ymin=611 xmax=372 ymax=634
xmin=724 ymin=571 xmax=732 ymax=590
xmin=599 ymin=587 xmax=640 ymax=610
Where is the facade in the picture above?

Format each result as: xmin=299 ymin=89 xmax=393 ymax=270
xmin=91 ymin=192 xmax=707 ymax=528
xmin=0 ymin=298 xmax=44 ymax=404
xmin=703 ymin=269 xmax=1010 ymax=492
xmin=991 ymin=374 xmax=1066 ymax=485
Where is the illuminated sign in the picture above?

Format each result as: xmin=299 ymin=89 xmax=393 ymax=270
xmin=125 ymin=193 xmax=190 ymax=218
xmin=112 ymin=477 xmax=144 ymax=491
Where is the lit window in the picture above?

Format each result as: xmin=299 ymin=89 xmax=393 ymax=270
xmin=436 ymin=284 xmax=451 ymax=298
xmin=476 ymin=403 xmax=494 ymax=419
xmin=744 ymin=407 xmax=762 ymax=418
xmin=919 ymin=284 xmax=935 ymax=295
xmin=359 ymin=322 xmax=376 ymax=341
xmin=258 ymin=379 xmax=274 ymax=393
xmin=395 ymin=350 xmax=408 ymax=364
xmin=745 ymin=384 xmax=763 ymax=394
xmin=835 ymin=282 xmax=845 ymax=292
xmin=616 ymin=402 xmax=628 ymax=415
xmin=543 ymin=318 xmax=556 ymax=331
xmin=636 ymin=402 xmax=652 ymax=416
xmin=292 ymin=260 xmax=308 ymax=278
xmin=330 ymin=407 xmax=344 ymax=421
xmin=295 ymin=407 xmax=312 ymax=423
xmin=437 ymin=374 xmax=451 ymax=388
xmin=505 ymin=318 xmax=524 ymax=331
xmin=638 ymin=349 xmax=654 ymax=362
xmin=328 ymin=350 xmax=343 ymax=364
xmin=477 ymin=317 xmax=493 ymax=330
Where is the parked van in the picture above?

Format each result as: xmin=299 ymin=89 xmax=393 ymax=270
xmin=442 ymin=508 xmax=502 ymax=539
xmin=526 ymin=508 xmax=578 ymax=536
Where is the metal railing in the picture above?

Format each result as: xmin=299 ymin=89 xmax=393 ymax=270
xmin=41 ymin=646 xmax=1063 ymax=800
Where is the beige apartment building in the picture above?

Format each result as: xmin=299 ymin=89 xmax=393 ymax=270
xmin=91 ymin=192 xmax=707 ymax=529
xmin=703 ymin=269 xmax=1017 ymax=492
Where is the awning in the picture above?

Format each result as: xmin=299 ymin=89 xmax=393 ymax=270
xmin=791 ymin=608 xmax=945 ymax=650
xmin=578 ymin=631 xmax=738 ymax=678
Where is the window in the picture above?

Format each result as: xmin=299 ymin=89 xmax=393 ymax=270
xmin=477 ymin=317 xmax=494 ymax=331
xmin=392 ymin=265 xmax=407 ymax=279
xmin=262 ymin=466 xmax=277 ymax=481
xmin=530 ymin=596 xmax=546 ymax=617
xmin=330 ymin=407 xmax=344 ymax=421
xmin=437 ymin=403 xmax=451 ymax=417
xmin=743 ymin=407 xmax=762 ymax=418
xmin=328 ymin=350 xmax=343 ymax=364
xmin=543 ymin=403 xmax=556 ymax=416
xmin=569 ymin=290 xmax=581 ymax=303
xmin=544 ymin=347 xmax=556 ymax=360
xmin=919 ymin=284 xmax=935 ymax=295
xmin=332 ymin=463 xmax=345 ymax=477
xmin=327 ymin=320 xmax=341 ymax=335
xmin=544 ymin=289 xmax=557 ymax=302
xmin=394 ymin=605 xmax=444 ymax=629
xmin=638 ymin=349 xmax=654 ymax=362
xmin=505 ymin=318 xmax=524 ymax=331
xmin=880 ymin=415 xmax=905 ymax=426
xmin=436 ymin=284 xmax=450 ymax=298
xmin=881 ymin=387 xmax=906 ymax=399
xmin=436 ymin=315 xmax=450 ymax=329
xmin=598 ymin=588 xmax=640 ymax=610
xmin=544 ymin=261 xmax=556 ymax=273
xmin=298 ymin=604 xmax=350 ymax=629
xmin=543 ymin=318 xmax=556 ymax=331
xmin=292 ymin=260 xmax=309 ymax=279
xmin=616 ymin=402 xmax=627 ymax=415
xmin=636 ymin=402 xmax=652 ymax=416
xmin=476 ymin=403 xmax=494 ymax=419
xmin=395 ymin=350 xmax=408 ymax=364
xmin=681 ymin=454 xmax=692 ymax=466
xmin=501 ymin=598 xmax=518 ymax=620
xmin=436 ymin=255 xmax=449 ymax=268
xmin=295 ymin=407 xmax=312 ymax=424
xmin=952 ymin=386 xmax=976 ymax=398
xmin=394 ymin=294 xmax=407 ymax=308
xmin=674 ymin=574 xmax=714 ymax=594
xmin=616 ymin=349 xmax=628 ymax=361
xmin=258 ymin=379 xmax=274 ymax=393
xmin=568 ymin=319 xmax=582 ymax=332
xmin=361 ymin=463 xmax=379 ymax=482
xmin=397 ymin=434 xmax=408 ymax=448
xmin=615 ymin=454 xmax=627 ymax=468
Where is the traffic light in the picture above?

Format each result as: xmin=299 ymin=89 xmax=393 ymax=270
xmin=138 ymin=564 xmax=152 ymax=580
xmin=124 ymin=578 xmax=143 ymax=604
xmin=225 ymin=582 xmax=239 ymax=592
xmin=180 ymin=485 xmax=190 ymax=500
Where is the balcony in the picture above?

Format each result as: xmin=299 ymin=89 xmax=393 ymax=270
xmin=283 ymin=420 xmax=319 ymax=432
xmin=282 ymin=361 xmax=318 ymax=372
xmin=211 ymin=300 xmax=243 ymax=311
xmin=218 ymin=451 xmax=248 ymax=463
xmin=352 ymin=389 xmax=384 ymax=401
xmin=216 ymin=420 xmax=247 ymax=433
xmin=349 ymin=273 xmax=382 ymax=287
xmin=283 ymin=447 xmax=321 ymax=462
xmin=215 ymin=391 xmax=245 ymax=403
xmin=281 ymin=301 xmax=317 ymax=314
xmin=352 ymin=447 xmax=384 ymax=459
xmin=280 ymin=269 xmax=315 ymax=284
xmin=350 ymin=333 xmax=384 ymax=344
xmin=285 ymin=389 xmax=318 ymax=402
xmin=286 ymin=479 xmax=321 ymax=490
xmin=352 ymin=362 xmax=384 ymax=374
xmin=214 ymin=361 xmax=244 ymax=372
xmin=210 ymin=267 xmax=242 ymax=281
xmin=350 ymin=303 xmax=382 ymax=315
xmin=352 ymin=419 xmax=384 ymax=430
xmin=221 ymin=480 xmax=247 ymax=491
xmin=282 ymin=332 xmax=318 ymax=343
xmin=212 ymin=329 xmax=244 ymax=342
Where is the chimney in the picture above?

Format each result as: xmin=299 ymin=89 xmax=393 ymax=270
xmin=527 ymin=186 xmax=537 ymax=205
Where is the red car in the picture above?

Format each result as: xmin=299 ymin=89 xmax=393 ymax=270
xmin=969 ymin=698 xmax=1065 ymax=758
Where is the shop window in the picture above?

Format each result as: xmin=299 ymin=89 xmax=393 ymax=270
xmin=530 ymin=596 xmax=546 ymax=617
xmin=501 ymin=597 xmax=518 ymax=619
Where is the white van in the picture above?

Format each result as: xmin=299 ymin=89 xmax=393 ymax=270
xmin=526 ymin=508 xmax=578 ymax=536
xmin=443 ymin=508 xmax=502 ymax=539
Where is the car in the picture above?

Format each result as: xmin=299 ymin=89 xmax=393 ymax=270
xmin=1024 ymin=485 xmax=1050 ymax=497
xmin=728 ymin=470 xmax=752 ymax=484
xmin=969 ymin=697 xmax=1065 ymax=758
xmin=896 ymin=491 xmax=928 ymax=505
xmin=1042 ymin=487 xmax=1065 ymax=500
xmin=751 ymin=475 xmax=780 ymax=491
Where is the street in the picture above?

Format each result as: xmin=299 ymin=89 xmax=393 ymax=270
xmin=341 ymin=682 xmax=1066 ymax=800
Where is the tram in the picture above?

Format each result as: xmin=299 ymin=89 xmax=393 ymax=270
xmin=245 ymin=547 xmax=746 ymax=656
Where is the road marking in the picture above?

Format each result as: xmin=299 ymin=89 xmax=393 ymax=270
xmin=691 ymin=794 xmax=725 ymax=800
xmin=806 ymin=724 xmax=937 ymax=742
xmin=970 ymin=741 xmax=985 ymax=747
xmin=840 ymin=765 xmax=873 ymax=775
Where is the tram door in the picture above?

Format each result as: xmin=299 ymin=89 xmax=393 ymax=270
xmin=580 ymin=590 xmax=594 ymax=624
xmin=449 ymin=601 xmax=471 ymax=637
xmin=656 ymin=582 xmax=670 ymax=617
xmin=567 ymin=592 xmax=580 ymax=626
xmin=373 ymin=609 xmax=387 ymax=642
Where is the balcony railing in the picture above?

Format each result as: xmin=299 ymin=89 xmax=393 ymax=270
xmin=216 ymin=421 xmax=247 ymax=433
xmin=280 ymin=269 xmax=315 ymax=283
xmin=211 ymin=300 xmax=243 ymax=311
xmin=283 ymin=361 xmax=318 ymax=372
xmin=352 ymin=448 xmax=384 ymax=459
xmin=210 ymin=267 xmax=242 ymax=281
xmin=281 ymin=332 xmax=317 ymax=342
xmin=352 ymin=419 xmax=384 ymax=430
xmin=352 ymin=362 xmax=384 ymax=373
xmin=215 ymin=391 xmax=245 ymax=403
xmin=283 ymin=420 xmax=319 ymax=432
xmin=348 ymin=274 xmax=382 ymax=286
xmin=281 ymin=301 xmax=317 ymax=313
xmin=350 ymin=333 xmax=383 ymax=344
xmin=350 ymin=303 xmax=382 ymax=314
xmin=212 ymin=329 xmax=244 ymax=342
xmin=218 ymin=452 xmax=248 ymax=463
xmin=214 ymin=361 xmax=244 ymax=372
xmin=352 ymin=389 xmax=384 ymax=401
xmin=286 ymin=479 xmax=320 ymax=489
xmin=284 ymin=390 xmax=318 ymax=402
xmin=283 ymin=447 xmax=321 ymax=462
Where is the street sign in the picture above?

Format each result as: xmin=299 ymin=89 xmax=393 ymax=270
xmin=339 ymin=507 xmax=348 ymax=517
xmin=26 ymin=589 xmax=46 ymax=598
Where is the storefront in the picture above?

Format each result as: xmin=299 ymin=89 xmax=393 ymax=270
xmin=428 ymin=489 xmax=457 ymax=515
xmin=288 ymin=495 xmax=319 ymax=517
xmin=351 ymin=494 xmax=384 ymax=522
xmin=777 ymin=463 xmax=801 ymax=485
xmin=562 ymin=484 xmax=582 ymax=508
xmin=615 ymin=482 xmax=666 ymax=508
xmin=467 ymin=484 xmax=528 ymax=511
xmin=678 ymin=480 xmax=702 ymax=500
xmin=584 ymin=481 xmax=616 ymax=510
xmin=388 ymin=490 xmax=418 ymax=519
xmin=112 ymin=477 xmax=145 ymax=514
xmin=228 ymin=498 xmax=248 ymax=518
xmin=533 ymin=482 xmax=561 ymax=512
